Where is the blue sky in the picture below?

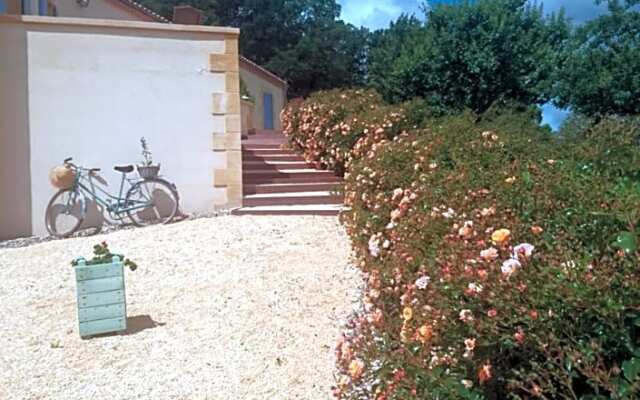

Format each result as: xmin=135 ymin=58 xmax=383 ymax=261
xmin=338 ymin=0 xmax=610 ymax=130
xmin=338 ymin=1 xmax=609 ymax=30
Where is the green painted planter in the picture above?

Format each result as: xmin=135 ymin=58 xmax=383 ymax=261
xmin=74 ymin=256 xmax=127 ymax=338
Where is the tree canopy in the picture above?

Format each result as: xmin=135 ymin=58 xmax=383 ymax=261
xmin=553 ymin=0 xmax=640 ymax=118
xmin=137 ymin=0 xmax=363 ymax=97
xmin=137 ymin=0 xmax=640 ymax=120
xmin=367 ymin=14 xmax=423 ymax=102
xmin=372 ymin=0 xmax=570 ymax=113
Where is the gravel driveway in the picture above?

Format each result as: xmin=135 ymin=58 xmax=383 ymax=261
xmin=0 ymin=216 xmax=359 ymax=400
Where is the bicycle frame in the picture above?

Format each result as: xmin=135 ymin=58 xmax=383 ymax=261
xmin=70 ymin=169 xmax=151 ymax=215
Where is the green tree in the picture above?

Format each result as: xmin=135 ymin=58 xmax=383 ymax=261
xmin=136 ymin=0 xmax=360 ymax=97
xmin=367 ymin=14 xmax=423 ymax=102
xmin=378 ymin=0 xmax=569 ymax=113
xmin=267 ymin=21 xmax=368 ymax=98
xmin=554 ymin=0 xmax=640 ymax=118
xmin=214 ymin=0 xmax=341 ymax=66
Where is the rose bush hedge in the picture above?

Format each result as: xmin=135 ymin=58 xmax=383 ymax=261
xmin=282 ymin=90 xmax=639 ymax=399
xmin=333 ymin=109 xmax=639 ymax=399
xmin=282 ymin=89 xmax=431 ymax=175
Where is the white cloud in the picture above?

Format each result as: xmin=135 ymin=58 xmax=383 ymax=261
xmin=339 ymin=0 xmax=423 ymax=30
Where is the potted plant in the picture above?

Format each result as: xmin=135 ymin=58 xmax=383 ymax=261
xmin=72 ymin=242 xmax=137 ymax=338
xmin=137 ymin=137 xmax=160 ymax=179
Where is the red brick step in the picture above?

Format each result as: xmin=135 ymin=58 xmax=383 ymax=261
xmin=233 ymin=130 xmax=344 ymax=216
xmin=244 ymin=182 xmax=341 ymax=195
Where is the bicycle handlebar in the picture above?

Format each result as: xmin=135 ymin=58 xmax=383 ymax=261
xmin=63 ymin=158 xmax=100 ymax=174
xmin=63 ymin=157 xmax=78 ymax=170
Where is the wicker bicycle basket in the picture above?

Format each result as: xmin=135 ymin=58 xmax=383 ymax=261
xmin=49 ymin=166 xmax=76 ymax=190
xmin=137 ymin=165 xmax=160 ymax=179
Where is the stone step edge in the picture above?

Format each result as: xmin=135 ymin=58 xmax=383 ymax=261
xmin=244 ymin=191 xmax=340 ymax=199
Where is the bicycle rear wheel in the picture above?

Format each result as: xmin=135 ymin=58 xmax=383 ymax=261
xmin=45 ymin=189 xmax=86 ymax=238
xmin=125 ymin=178 xmax=179 ymax=227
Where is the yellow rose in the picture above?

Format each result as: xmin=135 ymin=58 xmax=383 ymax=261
xmin=348 ymin=359 xmax=365 ymax=379
xmin=491 ymin=229 xmax=511 ymax=244
xmin=402 ymin=307 xmax=413 ymax=321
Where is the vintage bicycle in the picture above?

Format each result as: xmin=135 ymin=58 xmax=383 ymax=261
xmin=45 ymin=157 xmax=180 ymax=238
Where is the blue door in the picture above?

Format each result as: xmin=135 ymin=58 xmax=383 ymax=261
xmin=263 ymin=92 xmax=274 ymax=130
xmin=0 ymin=0 xmax=6 ymax=14
xmin=38 ymin=0 xmax=47 ymax=15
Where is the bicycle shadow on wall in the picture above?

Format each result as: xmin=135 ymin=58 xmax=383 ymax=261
xmin=82 ymin=185 xmax=178 ymax=231
xmin=46 ymin=164 xmax=181 ymax=238
xmin=52 ymin=193 xmax=178 ymax=234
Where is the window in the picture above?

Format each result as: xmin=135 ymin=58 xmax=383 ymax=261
xmin=20 ymin=0 xmax=48 ymax=15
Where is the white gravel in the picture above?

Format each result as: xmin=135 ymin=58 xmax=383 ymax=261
xmin=0 ymin=216 xmax=360 ymax=400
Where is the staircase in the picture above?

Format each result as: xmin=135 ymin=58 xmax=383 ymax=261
xmin=232 ymin=130 xmax=344 ymax=216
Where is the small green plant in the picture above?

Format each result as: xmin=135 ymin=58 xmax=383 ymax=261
xmin=140 ymin=137 xmax=153 ymax=167
xmin=240 ymin=78 xmax=255 ymax=103
xmin=71 ymin=241 xmax=138 ymax=271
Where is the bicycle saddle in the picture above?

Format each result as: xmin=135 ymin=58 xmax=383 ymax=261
xmin=114 ymin=165 xmax=134 ymax=173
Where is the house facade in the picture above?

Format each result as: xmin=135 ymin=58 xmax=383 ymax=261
xmin=0 ymin=1 xmax=250 ymax=240
xmin=240 ymin=56 xmax=287 ymax=131
xmin=2 ymin=0 xmax=288 ymax=131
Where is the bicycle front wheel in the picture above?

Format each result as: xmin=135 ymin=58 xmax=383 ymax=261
xmin=45 ymin=189 xmax=86 ymax=238
xmin=125 ymin=178 xmax=179 ymax=227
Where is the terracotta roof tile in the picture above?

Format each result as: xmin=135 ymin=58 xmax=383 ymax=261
xmin=114 ymin=0 xmax=169 ymax=23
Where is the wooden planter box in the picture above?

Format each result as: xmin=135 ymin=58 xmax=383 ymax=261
xmin=74 ymin=256 xmax=127 ymax=338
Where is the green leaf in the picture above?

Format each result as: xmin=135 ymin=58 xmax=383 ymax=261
xmin=614 ymin=231 xmax=637 ymax=253
xmin=565 ymin=358 xmax=573 ymax=372
xmin=522 ymin=170 xmax=533 ymax=188
xmin=622 ymin=358 xmax=640 ymax=382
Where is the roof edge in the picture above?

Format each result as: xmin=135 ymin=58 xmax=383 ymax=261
xmin=0 ymin=15 xmax=240 ymax=35
xmin=240 ymin=56 xmax=288 ymax=90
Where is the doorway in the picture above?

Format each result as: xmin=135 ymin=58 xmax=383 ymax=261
xmin=263 ymin=92 xmax=274 ymax=130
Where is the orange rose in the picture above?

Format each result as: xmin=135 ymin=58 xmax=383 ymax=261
xmin=416 ymin=324 xmax=433 ymax=343
xmin=478 ymin=362 xmax=492 ymax=384
xmin=531 ymin=226 xmax=544 ymax=235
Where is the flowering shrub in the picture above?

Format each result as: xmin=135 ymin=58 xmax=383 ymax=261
xmin=282 ymin=89 xmax=427 ymax=175
xmin=332 ymin=109 xmax=640 ymax=399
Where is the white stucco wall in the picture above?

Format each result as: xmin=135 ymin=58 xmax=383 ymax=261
xmin=26 ymin=30 xmax=225 ymax=235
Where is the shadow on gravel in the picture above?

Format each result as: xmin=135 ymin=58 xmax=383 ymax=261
xmin=124 ymin=315 xmax=166 ymax=335
xmin=85 ymin=315 xmax=165 ymax=339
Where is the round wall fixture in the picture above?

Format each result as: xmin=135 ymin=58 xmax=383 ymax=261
xmin=76 ymin=0 xmax=90 ymax=7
